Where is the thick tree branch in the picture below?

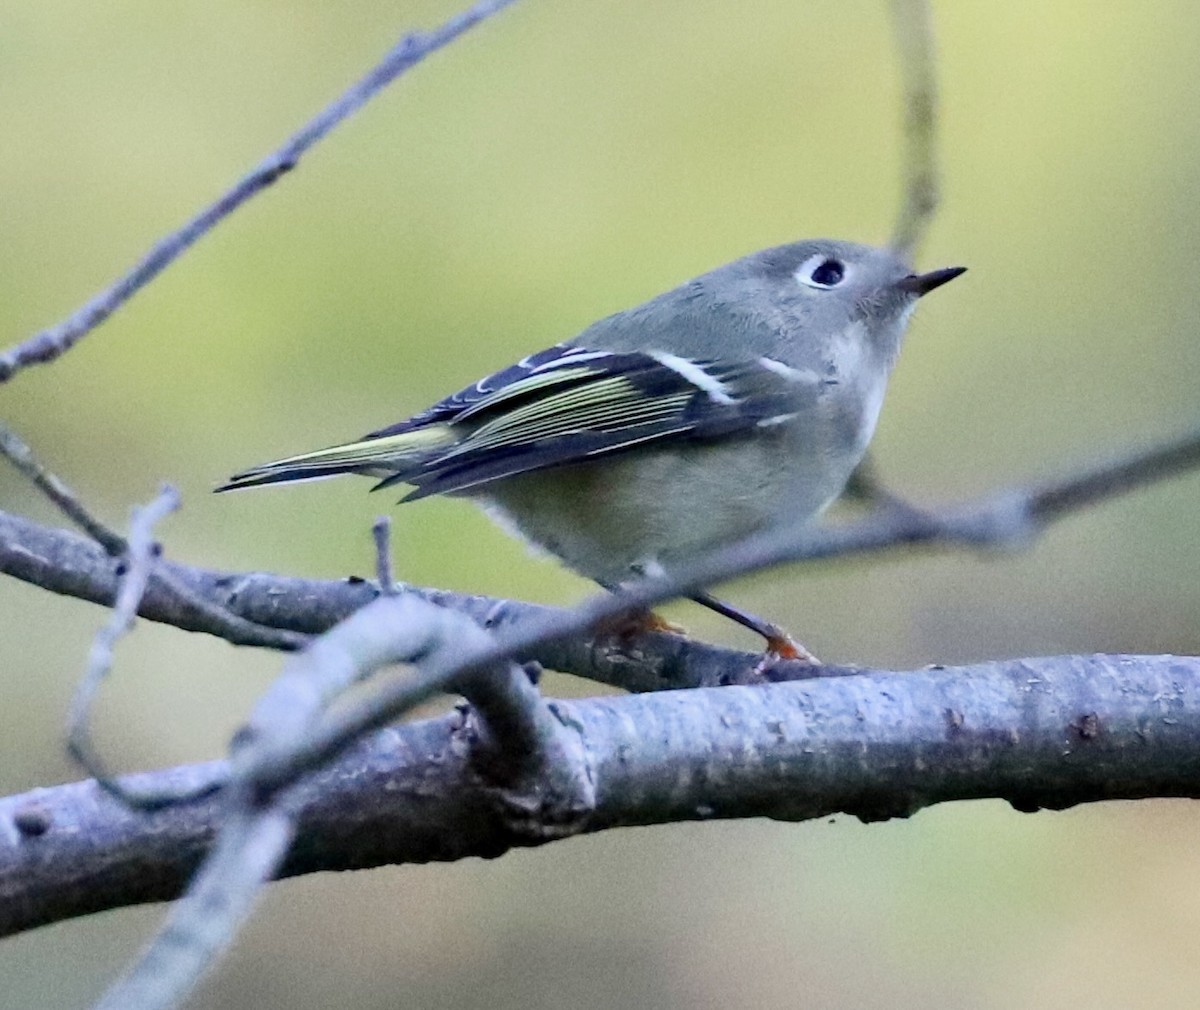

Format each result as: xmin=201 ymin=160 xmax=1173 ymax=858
xmin=2 ymin=653 xmax=1197 ymax=940
xmin=0 ymin=0 xmax=520 ymax=385
xmin=2 ymin=428 xmax=1197 ymax=696
xmin=0 ymin=506 xmax=767 ymax=691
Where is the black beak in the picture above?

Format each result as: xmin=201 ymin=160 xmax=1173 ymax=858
xmin=896 ymin=265 xmax=967 ymax=297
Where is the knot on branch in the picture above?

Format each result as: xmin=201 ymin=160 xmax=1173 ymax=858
xmin=454 ymin=696 xmax=596 ymax=842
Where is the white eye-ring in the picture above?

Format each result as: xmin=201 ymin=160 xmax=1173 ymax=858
xmin=795 ymin=254 xmax=848 ymax=290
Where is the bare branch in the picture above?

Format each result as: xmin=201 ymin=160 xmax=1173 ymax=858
xmin=372 ymin=516 xmax=397 ymax=595
xmin=91 ymin=807 xmax=294 ymax=1010
xmin=2 ymin=428 xmax=1198 ymax=695
xmin=92 ymin=593 xmax=588 ymax=1010
xmin=66 ymin=486 xmax=181 ymax=794
xmin=0 ymin=506 xmax=756 ymax=691
xmin=888 ymin=0 xmax=940 ymax=258
xmin=0 ymin=0 xmax=521 ymax=385
xmin=1028 ymin=432 xmax=1200 ymax=520
xmin=450 ymin=661 xmax=593 ymax=837
xmin=148 ymin=567 xmax=307 ymax=654
xmin=91 ymin=596 xmax=440 ymax=1010
xmin=0 ymin=425 xmax=307 ymax=653
xmin=3 ymin=653 xmax=1197 ymax=940
xmin=625 ymin=427 xmax=1200 ymax=610
xmin=0 ymin=421 xmax=126 ymax=554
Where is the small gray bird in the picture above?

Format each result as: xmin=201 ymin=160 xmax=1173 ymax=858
xmin=220 ymin=239 xmax=964 ymax=658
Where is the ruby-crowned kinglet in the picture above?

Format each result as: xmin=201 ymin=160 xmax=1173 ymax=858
xmin=220 ymin=239 xmax=964 ymax=657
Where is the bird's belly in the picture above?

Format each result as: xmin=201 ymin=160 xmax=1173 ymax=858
xmin=476 ymin=431 xmax=850 ymax=585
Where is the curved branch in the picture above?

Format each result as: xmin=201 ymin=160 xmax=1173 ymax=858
xmin=68 ymin=486 xmax=181 ymax=795
xmin=2 ymin=652 xmax=1197 ymax=940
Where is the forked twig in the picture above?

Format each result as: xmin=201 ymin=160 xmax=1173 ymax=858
xmin=0 ymin=423 xmax=307 ymax=654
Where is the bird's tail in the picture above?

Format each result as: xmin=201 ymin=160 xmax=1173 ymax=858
xmin=216 ymin=425 xmax=453 ymax=492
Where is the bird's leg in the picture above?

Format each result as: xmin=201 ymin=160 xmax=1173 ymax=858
xmin=687 ymin=591 xmax=819 ymax=664
xmin=842 ymin=453 xmax=930 ymax=524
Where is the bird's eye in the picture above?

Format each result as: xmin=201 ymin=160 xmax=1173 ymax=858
xmin=796 ymin=255 xmax=847 ymax=290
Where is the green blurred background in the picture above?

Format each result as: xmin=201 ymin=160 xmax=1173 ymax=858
xmin=2 ymin=1 xmax=1199 ymax=1007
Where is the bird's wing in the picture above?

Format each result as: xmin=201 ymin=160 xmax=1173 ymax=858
xmin=367 ymin=343 xmax=605 ymax=434
xmin=219 ymin=343 xmax=822 ymax=497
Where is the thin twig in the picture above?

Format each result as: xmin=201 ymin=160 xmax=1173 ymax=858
xmin=0 ymin=420 xmax=308 ymax=654
xmin=372 ymin=516 xmax=397 ymax=595
xmin=66 ymin=486 xmax=180 ymax=796
xmin=0 ymin=0 xmax=521 ymax=385
xmin=151 ymin=567 xmax=308 ymax=653
xmin=0 ymin=420 xmax=127 ymax=554
xmin=888 ymin=0 xmax=940 ymax=258
xmin=1028 ymin=433 xmax=1200 ymax=520
xmin=92 ymin=805 xmax=294 ymax=1010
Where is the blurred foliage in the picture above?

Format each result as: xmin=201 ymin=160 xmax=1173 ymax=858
xmin=1 ymin=1 xmax=1198 ymax=1007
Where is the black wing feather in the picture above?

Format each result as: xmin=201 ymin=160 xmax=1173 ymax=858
xmin=366 ymin=343 xmax=585 ymax=438
xmin=375 ymin=350 xmax=810 ymax=499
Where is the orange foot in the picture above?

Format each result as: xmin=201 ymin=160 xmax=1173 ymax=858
xmin=597 ymin=609 xmax=688 ymax=640
xmin=756 ymin=630 xmax=820 ymax=674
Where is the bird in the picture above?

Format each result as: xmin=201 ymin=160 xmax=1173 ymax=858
xmin=219 ymin=239 xmax=964 ymax=661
